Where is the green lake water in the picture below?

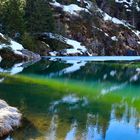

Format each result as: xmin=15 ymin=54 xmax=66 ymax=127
xmin=1 ymin=57 xmax=140 ymax=140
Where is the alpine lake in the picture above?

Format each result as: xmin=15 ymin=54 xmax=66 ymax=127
xmin=1 ymin=56 xmax=140 ymax=140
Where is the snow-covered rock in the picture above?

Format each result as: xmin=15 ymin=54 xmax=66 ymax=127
xmin=115 ymin=0 xmax=140 ymax=12
xmin=0 ymin=33 xmax=40 ymax=61
xmin=0 ymin=100 xmax=21 ymax=137
xmin=49 ymin=51 xmax=58 ymax=56
xmin=39 ymin=33 xmax=88 ymax=55
xmin=115 ymin=0 xmax=133 ymax=6
xmin=50 ymin=0 xmax=89 ymax=16
xmin=0 ymin=33 xmax=23 ymax=55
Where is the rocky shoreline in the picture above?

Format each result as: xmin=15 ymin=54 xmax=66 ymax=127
xmin=0 ymin=100 xmax=21 ymax=137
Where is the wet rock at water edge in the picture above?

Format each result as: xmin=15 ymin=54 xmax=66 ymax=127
xmin=0 ymin=100 xmax=21 ymax=137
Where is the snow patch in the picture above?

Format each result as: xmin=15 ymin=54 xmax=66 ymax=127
xmin=44 ymin=33 xmax=87 ymax=55
xmin=115 ymin=0 xmax=133 ymax=6
xmin=0 ymin=33 xmax=23 ymax=55
xmin=99 ymin=9 xmax=140 ymax=38
xmin=10 ymin=40 xmax=23 ymax=55
xmin=115 ymin=0 xmax=140 ymax=12
xmin=111 ymin=36 xmax=118 ymax=41
xmin=49 ymin=51 xmax=58 ymax=56
xmin=50 ymin=0 xmax=89 ymax=16
xmin=66 ymin=38 xmax=87 ymax=54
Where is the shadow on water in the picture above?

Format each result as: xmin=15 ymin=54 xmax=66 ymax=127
xmin=1 ymin=57 xmax=140 ymax=140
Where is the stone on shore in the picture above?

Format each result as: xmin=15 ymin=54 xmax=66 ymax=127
xmin=0 ymin=100 xmax=21 ymax=137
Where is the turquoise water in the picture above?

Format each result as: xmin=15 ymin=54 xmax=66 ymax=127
xmin=1 ymin=57 xmax=140 ymax=140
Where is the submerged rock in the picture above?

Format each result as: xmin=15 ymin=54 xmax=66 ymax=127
xmin=0 ymin=100 xmax=21 ymax=137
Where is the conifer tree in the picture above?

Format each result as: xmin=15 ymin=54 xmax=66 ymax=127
xmin=1 ymin=0 xmax=25 ymax=35
xmin=25 ymin=0 xmax=55 ymax=33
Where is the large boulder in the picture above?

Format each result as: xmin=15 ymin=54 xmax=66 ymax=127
xmin=0 ymin=100 xmax=21 ymax=137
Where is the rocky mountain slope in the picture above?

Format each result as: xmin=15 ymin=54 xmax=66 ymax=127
xmin=38 ymin=0 xmax=140 ymax=56
xmin=0 ymin=0 xmax=140 ymax=56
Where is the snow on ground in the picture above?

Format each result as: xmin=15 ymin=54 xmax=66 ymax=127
xmin=115 ymin=0 xmax=140 ymax=12
xmin=111 ymin=36 xmax=118 ymax=41
xmin=50 ymin=0 xmax=89 ymax=16
xmin=99 ymin=8 xmax=140 ymax=38
xmin=52 ymin=0 xmax=140 ymax=39
xmin=49 ymin=51 xmax=58 ymax=56
xmin=82 ymin=0 xmax=140 ymax=38
xmin=46 ymin=33 xmax=87 ymax=55
xmin=10 ymin=40 xmax=23 ymax=55
xmin=0 ymin=33 xmax=23 ymax=55
xmin=66 ymin=38 xmax=87 ymax=54
xmin=115 ymin=0 xmax=133 ymax=6
xmin=100 ymin=9 xmax=130 ymax=25
xmin=0 ymin=40 xmax=23 ymax=55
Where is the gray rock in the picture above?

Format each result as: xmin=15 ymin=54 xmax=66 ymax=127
xmin=20 ymin=49 xmax=41 ymax=61
xmin=0 ymin=100 xmax=21 ymax=137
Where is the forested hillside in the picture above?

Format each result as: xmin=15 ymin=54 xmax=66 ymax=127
xmin=0 ymin=0 xmax=140 ymax=56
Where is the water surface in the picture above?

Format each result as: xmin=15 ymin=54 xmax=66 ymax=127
xmin=1 ymin=57 xmax=140 ymax=140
